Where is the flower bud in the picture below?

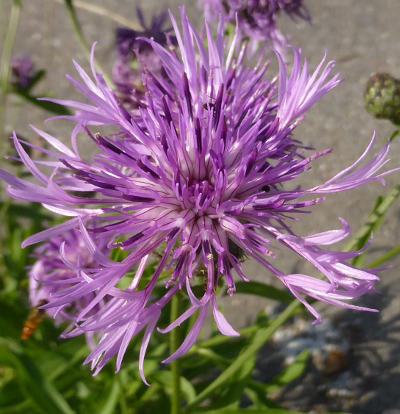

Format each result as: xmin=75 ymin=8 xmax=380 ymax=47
xmin=11 ymin=55 xmax=35 ymax=88
xmin=365 ymin=73 xmax=400 ymax=125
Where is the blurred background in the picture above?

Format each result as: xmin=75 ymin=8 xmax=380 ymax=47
xmin=1 ymin=1 xmax=400 ymax=413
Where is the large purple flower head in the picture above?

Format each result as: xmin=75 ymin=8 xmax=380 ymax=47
xmin=200 ymin=0 xmax=310 ymax=56
xmin=0 ymin=8 xmax=396 ymax=381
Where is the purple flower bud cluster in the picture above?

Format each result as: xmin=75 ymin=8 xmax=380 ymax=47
xmin=29 ymin=228 xmax=108 ymax=349
xmin=1 ymin=7 xmax=397 ymax=381
xmin=201 ymin=0 xmax=310 ymax=56
xmin=112 ymin=8 xmax=174 ymax=109
xmin=11 ymin=55 xmax=35 ymax=88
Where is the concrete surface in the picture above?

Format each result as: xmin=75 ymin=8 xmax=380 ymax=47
xmin=1 ymin=0 xmax=400 ymax=412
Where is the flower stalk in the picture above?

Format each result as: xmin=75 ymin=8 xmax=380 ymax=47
xmin=345 ymin=183 xmax=400 ymax=266
xmin=53 ymin=0 xmax=142 ymax=31
xmin=63 ymin=0 xmax=112 ymax=86
xmin=185 ymin=299 xmax=301 ymax=409
xmin=170 ymin=294 xmax=182 ymax=414
xmin=367 ymin=243 xmax=400 ymax=269
xmin=0 ymin=0 xmax=21 ymax=150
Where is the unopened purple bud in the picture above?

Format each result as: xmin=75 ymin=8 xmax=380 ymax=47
xmin=11 ymin=55 xmax=35 ymax=88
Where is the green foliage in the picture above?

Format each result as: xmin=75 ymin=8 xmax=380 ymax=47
xmin=345 ymin=183 xmax=400 ymax=267
xmin=262 ymin=350 xmax=310 ymax=394
xmin=234 ymin=281 xmax=293 ymax=303
xmin=9 ymin=84 xmax=72 ymax=115
xmin=0 ymin=202 xmax=347 ymax=414
xmin=0 ymin=344 xmax=75 ymax=414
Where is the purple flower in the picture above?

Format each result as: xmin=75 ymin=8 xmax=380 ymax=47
xmin=116 ymin=8 xmax=170 ymax=57
xmin=0 ymin=8 xmax=397 ymax=381
xmin=11 ymin=55 xmax=35 ymax=88
xmin=113 ymin=8 xmax=173 ymax=108
xmin=200 ymin=0 xmax=310 ymax=57
xmin=29 ymin=228 xmax=108 ymax=348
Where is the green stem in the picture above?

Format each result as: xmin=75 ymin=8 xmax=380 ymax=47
xmin=0 ymin=0 xmax=22 ymax=148
xmin=367 ymin=243 xmax=400 ymax=268
xmin=140 ymin=383 xmax=160 ymax=403
xmin=63 ymin=0 xmax=113 ymax=86
xmin=345 ymin=183 xmax=400 ymax=254
xmin=170 ymin=295 xmax=181 ymax=414
xmin=54 ymin=0 xmax=142 ymax=31
xmin=117 ymin=373 xmax=128 ymax=414
xmin=185 ymin=300 xmax=300 ymax=410
xmin=48 ymin=345 xmax=88 ymax=381
xmin=0 ymin=189 xmax=12 ymax=274
xmin=186 ymin=325 xmax=258 ymax=356
xmin=390 ymin=129 xmax=400 ymax=142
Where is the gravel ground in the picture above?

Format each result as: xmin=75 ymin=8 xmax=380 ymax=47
xmin=1 ymin=1 xmax=400 ymax=412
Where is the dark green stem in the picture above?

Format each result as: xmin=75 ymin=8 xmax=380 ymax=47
xmin=63 ymin=0 xmax=113 ymax=86
xmin=0 ymin=0 xmax=22 ymax=150
xmin=170 ymin=295 xmax=181 ymax=414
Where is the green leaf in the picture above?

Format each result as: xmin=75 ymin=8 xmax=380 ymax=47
xmin=0 ymin=401 xmax=32 ymax=414
xmin=0 ymin=301 xmax=26 ymax=340
xmin=367 ymin=242 xmax=400 ymax=268
xmin=38 ymin=342 xmax=88 ymax=382
xmin=98 ymin=379 xmax=120 ymax=414
xmin=244 ymin=383 xmax=280 ymax=409
xmin=345 ymin=184 xmax=400 ymax=266
xmin=7 ymin=70 xmax=46 ymax=94
xmin=263 ymin=350 xmax=311 ymax=393
xmin=24 ymin=69 xmax=46 ymax=92
xmin=0 ymin=378 xmax=23 ymax=407
xmin=195 ymin=348 xmax=232 ymax=365
xmin=390 ymin=129 xmax=400 ymax=141
xmin=185 ymin=301 xmax=300 ymax=410
xmin=190 ymin=409 xmax=307 ymax=414
xmin=212 ymin=355 xmax=255 ymax=410
xmin=10 ymin=89 xmax=71 ymax=115
xmin=0 ymin=202 xmax=52 ymax=221
xmin=151 ymin=371 xmax=196 ymax=403
xmin=234 ymin=281 xmax=293 ymax=303
xmin=0 ymin=345 xmax=75 ymax=414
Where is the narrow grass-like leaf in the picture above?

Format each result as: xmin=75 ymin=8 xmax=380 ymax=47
xmin=390 ymin=129 xmax=400 ymax=141
xmin=207 ymin=355 xmax=255 ymax=410
xmin=345 ymin=184 xmax=400 ymax=266
xmin=244 ymin=385 xmax=280 ymax=409
xmin=0 ymin=202 xmax=52 ymax=221
xmin=0 ymin=346 xmax=75 ymax=414
xmin=151 ymin=371 xmax=197 ymax=403
xmin=98 ymin=379 xmax=120 ymax=414
xmin=367 ymin=243 xmax=400 ymax=268
xmin=10 ymin=90 xmax=71 ymax=115
xmin=190 ymin=409 xmax=306 ymax=414
xmin=0 ymin=401 xmax=32 ymax=414
xmin=23 ymin=69 xmax=46 ymax=92
xmin=234 ymin=281 xmax=293 ymax=303
xmin=185 ymin=300 xmax=300 ymax=409
xmin=263 ymin=350 xmax=311 ymax=393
